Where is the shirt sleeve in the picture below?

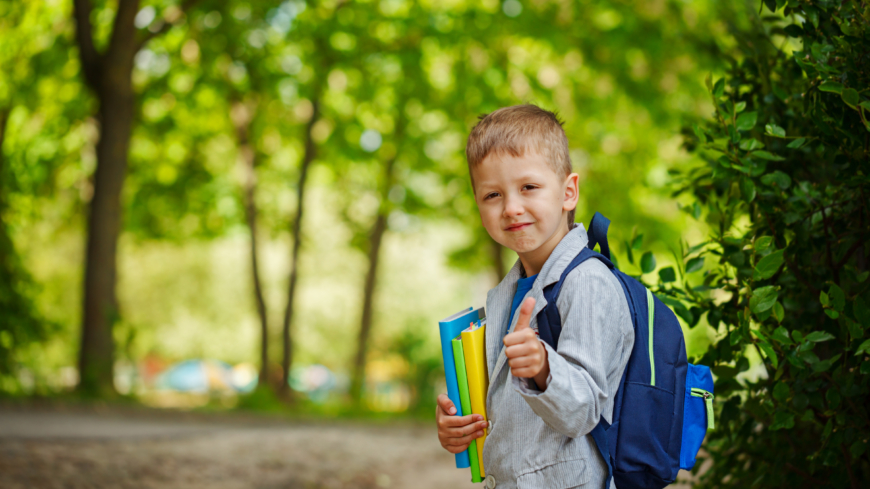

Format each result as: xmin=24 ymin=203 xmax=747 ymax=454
xmin=511 ymin=262 xmax=633 ymax=439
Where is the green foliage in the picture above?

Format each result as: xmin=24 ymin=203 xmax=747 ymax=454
xmin=667 ymin=1 xmax=870 ymax=485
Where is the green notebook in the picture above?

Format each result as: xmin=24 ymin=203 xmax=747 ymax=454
xmin=452 ymin=335 xmax=483 ymax=483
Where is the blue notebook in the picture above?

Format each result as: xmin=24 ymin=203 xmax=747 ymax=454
xmin=438 ymin=306 xmax=485 ymax=469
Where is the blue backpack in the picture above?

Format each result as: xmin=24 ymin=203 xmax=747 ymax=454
xmin=536 ymin=213 xmax=714 ymax=489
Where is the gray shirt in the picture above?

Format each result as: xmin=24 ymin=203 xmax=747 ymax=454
xmin=482 ymin=224 xmax=634 ymax=488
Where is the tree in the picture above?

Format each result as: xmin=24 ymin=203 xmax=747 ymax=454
xmin=72 ymin=0 xmax=199 ymax=395
xmin=664 ymin=1 xmax=869 ymax=486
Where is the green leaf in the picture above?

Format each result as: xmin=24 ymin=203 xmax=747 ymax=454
xmin=752 ymin=150 xmax=786 ymax=161
xmin=786 ymin=137 xmax=806 ymax=149
xmin=773 ymin=381 xmax=790 ymax=401
xmin=765 ymin=124 xmax=786 ymax=137
xmin=754 ymin=250 xmax=784 ymax=279
xmin=771 ymin=326 xmax=793 ymax=344
xmin=860 ymin=101 xmax=870 ymax=111
xmin=757 ymin=341 xmax=779 ymax=368
xmin=760 ymin=171 xmax=791 ymax=189
xmin=750 ymin=286 xmax=779 ymax=313
xmin=842 ymin=88 xmax=860 ymax=109
xmin=624 ymin=240 xmax=634 ymax=264
xmin=713 ymin=78 xmax=725 ymax=98
xmin=735 ymin=101 xmax=747 ymax=113
xmin=825 ymin=309 xmax=840 ymax=319
xmin=819 ymin=81 xmax=843 ymax=94
xmin=813 ymin=354 xmax=841 ymax=373
xmin=685 ymin=241 xmax=709 ymax=257
xmin=854 ymin=296 xmax=870 ymax=325
xmin=773 ymin=302 xmax=785 ymax=323
xmin=792 ymin=330 xmax=804 ymax=343
xmin=854 ymin=339 xmax=870 ymax=356
xmin=784 ymin=24 xmax=803 ymax=37
xmin=857 ymin=271 xmax=870 ymax=283
xmin=820 ymin=290 xmax=830 ymax=306
xmin=692 ymin=123 xmax=706 ymax=142
xmin=754 ymin=236 xmax=773 ymax=252
xmin=686 ymin=256 xmax=705 ymax=273
xmin=631 ymin=234 xmax=644 ymax=251
xmin=805 ymin=331 xmax=835 ymax=343
xmin=850 ymin=440 xmax=867 ymax=459
xmin=805 ymin=6 xmax=819 ymax=27
xmin=828 ymin=284 xmax=845 ymax=312
xmin=770 ymin=411 xmax=795 ymax=430
xmin=846 ymin=318 xmax=863 ymax=340
xmin=825 ymin=385 xmax=841 ymax=408
xmin=736 ymin=111 xmax=758 ymax=131
xmin=739 ymin=138 xmax=764 ymax=151
xmin=741 ymin=178 xmax=756 ymax=202
xmin=658 ymin=267 xmax=676 ymax=283
xmin=640 ymin=252 xmax=656 ymax=274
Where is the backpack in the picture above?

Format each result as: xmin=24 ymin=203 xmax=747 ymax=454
xmin=536 ymin=212 xmax=714 ymax=489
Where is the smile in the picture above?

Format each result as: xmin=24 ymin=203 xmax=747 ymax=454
xmin=505 ymin=222 xmax=533 ymax=231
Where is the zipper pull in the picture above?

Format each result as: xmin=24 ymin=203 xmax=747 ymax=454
xmin=703 ymin=393 xmax=715 ymax=430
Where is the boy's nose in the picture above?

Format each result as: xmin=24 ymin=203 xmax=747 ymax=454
xmin=502 ymin=195 xmax=524 ymax=217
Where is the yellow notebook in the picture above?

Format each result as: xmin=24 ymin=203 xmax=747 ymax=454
xmin=461 ymin=320 xmax=488 ymax=476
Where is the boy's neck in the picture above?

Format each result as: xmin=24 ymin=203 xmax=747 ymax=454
xmin=517 ymin=222 xmax=571 ymax=276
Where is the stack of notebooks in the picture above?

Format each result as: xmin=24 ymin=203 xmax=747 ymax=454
xmin=438 ymin=307 xmax=488 ymax=483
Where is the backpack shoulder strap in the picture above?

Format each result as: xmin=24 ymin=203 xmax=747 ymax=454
xmin=537 ymin=247 xmax=614 ymax=350
xmin=536 ymin=245 xmax=616 ymax=489
xmin=586 ymin=212 xmax=612 ymax=260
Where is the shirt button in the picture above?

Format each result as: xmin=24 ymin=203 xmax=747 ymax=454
xmin=485 ymin=474 xmax=496 ymax=489
xmin=487 ymin=420 xmax=492 ymax=431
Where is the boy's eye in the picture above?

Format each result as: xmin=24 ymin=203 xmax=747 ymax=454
xmin=483 ymin=192 xmax=500 ymax=200
xmin=522 ymin=184 xmax=538 ymax=191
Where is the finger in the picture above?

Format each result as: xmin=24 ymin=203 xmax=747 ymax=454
xmin=445 ymin=431 xmax=485 ymax=448
xmin=445 ymin=441 xmax=472 ymax=454
xmin=508 ymin=356 xmax=537 ymax=369
xmin=503 ymin=329 xmax=538 ymax=349
xmin=436 ymin=393 xmax=457 ymax=415
xmin=511 ymin=367 xmax=538 ymax=378
xmin=440 ymin=414 xmax=479 ymax=428
xmin=513 ymin=297 xmax=536 ymax=331
xmin=443 ymin=420 xmax=489 ymax=437
xmin=505 ymin=342 xmax=537 ymax=359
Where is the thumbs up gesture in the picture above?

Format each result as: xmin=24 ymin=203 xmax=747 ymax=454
xmin=503 ymin=297 xmax=549 ymax=388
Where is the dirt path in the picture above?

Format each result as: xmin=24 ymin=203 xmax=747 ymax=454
xmin=0 ymin=406 xmax=479 ymax=489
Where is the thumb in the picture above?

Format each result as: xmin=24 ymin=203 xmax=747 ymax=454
xmin=514 ymin=297 xmax=536 ymax=331
xmin=437 ymin=393 xmax=457 ymax=415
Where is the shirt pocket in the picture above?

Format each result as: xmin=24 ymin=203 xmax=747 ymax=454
xmin=517 ymin=458 xmax=589 ymax=489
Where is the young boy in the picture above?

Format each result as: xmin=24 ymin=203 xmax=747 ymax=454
xmin=436 ymin=105 xmax=634 ymax=488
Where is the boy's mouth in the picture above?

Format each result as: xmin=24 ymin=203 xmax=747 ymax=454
xmin=504 ymin=222 xmax=533 ymax=232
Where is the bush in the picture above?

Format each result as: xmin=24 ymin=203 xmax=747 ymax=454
xmin=665 ymin=1 xmax=869 ymax=486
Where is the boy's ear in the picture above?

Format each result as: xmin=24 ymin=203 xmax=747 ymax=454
xmin=562 ymin=173 xmax=580 ymax=212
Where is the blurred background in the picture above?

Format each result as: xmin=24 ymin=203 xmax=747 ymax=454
xmin=0 ymin=0 xmax=755 ymax=486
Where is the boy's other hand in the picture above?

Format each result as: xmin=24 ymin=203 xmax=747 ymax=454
xmin=436 ymin=393 xmax=487 ymax=454
xmin=504 ymin=297 xmax=549 ymax=387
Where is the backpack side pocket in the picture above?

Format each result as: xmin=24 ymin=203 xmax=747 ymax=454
xmin=679 ymin=363 xmax=714 ymax=470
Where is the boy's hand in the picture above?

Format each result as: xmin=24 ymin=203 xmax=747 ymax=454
xmin=436 ymin=394 xmax=488 ymax=454
xmin=503 ymin=297 xmax=550 ymax=389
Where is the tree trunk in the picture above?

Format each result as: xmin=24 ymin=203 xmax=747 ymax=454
xmin=73 ymin=0 xmax=197 ymax=396
xmin=231 ymin=101 xmax=271 ymax=388
xmin=0 ymin=107 xmax=13 ymax=272
xmin=349 ymin=155 xmax=398 ymax=404
xmin=281 ymin=100 xmax=320 ymax=397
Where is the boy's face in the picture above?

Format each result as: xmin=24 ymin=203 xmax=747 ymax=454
xmin=471 ymin=150 xmax=579 ymax=275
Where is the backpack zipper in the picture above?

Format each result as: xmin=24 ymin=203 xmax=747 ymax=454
xmin=646 ymin=289 xmax=655 ymax=386
xmin=690 ymin=388 xmax=715 ymax=430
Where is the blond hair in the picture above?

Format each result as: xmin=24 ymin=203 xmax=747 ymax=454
xmin=466 ymin=104 xmax=575 ymax=225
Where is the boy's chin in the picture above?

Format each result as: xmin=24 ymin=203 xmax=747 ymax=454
xmin=500 ymin=236 xmax=541 ymax=255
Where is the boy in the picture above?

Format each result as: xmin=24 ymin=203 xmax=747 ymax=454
xmin=436 ymin=105 xmax=634 ymax=488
